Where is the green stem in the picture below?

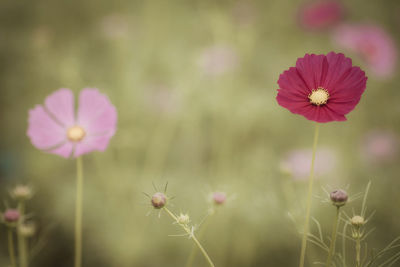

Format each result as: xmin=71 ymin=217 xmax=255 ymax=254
xmin=326 ymin=207 xmax=341 ymax=267
xmin=18 ymin=201 xmax=28 ymax=267
xmin=74 ymin=157 xmax=84 ymax=267
xmin=185 ymin=213 xmax=212 ymax=267
xmin=164 ymin=208 xmax=215 ymax=267
xmin=356 ymin=233 xmax=361 ymax=267
xmin=299 ymin=123 xmax=320 ymax=267
xmin=8 ymin=228 xmax=17 ymax=267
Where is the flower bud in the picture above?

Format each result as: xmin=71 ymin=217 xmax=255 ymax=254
xmin=3 ymin=209 xmax=20 ymax=224
xmin=11 ymin=185 xmax=33 ymax=201
xmin=330 ymin=189 xmax=348 ymax=207
xmin=350 ymin=215 xmax=365 ymax=227
xmin=177 ymin=213 xmax=190 ymax=225
xmin=151 ymin=192 xmax=167 ymax=209
xmin=213 ymin=192 xmax=227 ymax=205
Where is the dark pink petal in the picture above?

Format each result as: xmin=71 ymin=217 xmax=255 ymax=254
xmin=302 ymin=106 xmax=346 ymax=123
xmin=27 ymin=105 xmax=66 ymax=150
xmin=49 ymin=142 xmax=74 ymax=158
xmin=44 ymin=88 xmax=75 ymax=127
xmin=276 ymin=93 xmax=310 ymax=111
xmin=329 ymin=66 xmax=367 ymax=102
xmin=278 ymin=67 xmax=310 ymax=96
xmin=322 ymin=52 xmax=353 ymax=92
xmin=296 ymin=54 xmax=328 ymax=90
xmin=74 ymin=134 xmax=114 ymax=157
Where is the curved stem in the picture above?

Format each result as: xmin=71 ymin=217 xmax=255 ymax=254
xmin=326 ymin=207 xmax=341 ymax=267
xmin=164 ymin=208 xmax=215 ymax=267
xmin=18 ymin=200 xmax=28 ymax=267
xmin=299 ymin=123 xmax=320 ymax=267
xmin=8 ymin=228 xmax=17 ymax=267
xmin=75 ymin=157 xmax=84 ymax=267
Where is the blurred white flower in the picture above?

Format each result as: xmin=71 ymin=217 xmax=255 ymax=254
xmin=280 ymin=147 xmax=338 ymax=180
xmin=197 ymin=45 xmax=239 ymax=76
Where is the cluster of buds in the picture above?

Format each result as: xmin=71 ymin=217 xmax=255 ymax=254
xmin=330 ymin=189 xmax=348 ymax=207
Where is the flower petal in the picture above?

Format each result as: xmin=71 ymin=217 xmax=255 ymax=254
xmin=44 ymin=88 xmax=75 ymax=127
xmin=77 ymin=88 xmax=117 ymax=136
xmin=27 ymin=105 xmax=66 ymax=150
xmin=329 ymin=67 xmax=367 ymax=104
xmin=296 ymin=54 xmax=328 ymax=90
xmin=302 ymin=105 xmax=346 ymax=123
xmin=322 ymin=52 xmax=353 ymax=92
xmin=73 ymin=134 xmax=114 ymax=158
xmin=278 ymin=67 xmax=310 ymax=97
xmin=49 ymin=142 xmax=74 ymax=158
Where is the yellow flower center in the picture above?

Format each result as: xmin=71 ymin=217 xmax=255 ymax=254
xmin=309 ymin=87 xmax=330 ymax=106
xmin=67 ymin=126 xmax=86 ymax=142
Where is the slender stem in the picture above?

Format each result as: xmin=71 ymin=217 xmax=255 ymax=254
xmin=356 ymin=232 xmax=361 ymax=267
xmin=18 ymin=201 xmax=29 ymax=267
xmin=186 ymin=214 xmax=212 ymax=267
xmin=326 ymin=207 xmax=341 ymax=267
xmin=299 ymin=123 xmax=320 ymax=267
xmin=342 ymin=222 xmax=349 ymax=267
xmin=164 ymin=208 xmax=216 ymax=267
xmin=8 ymin=228 xmax=17 ymax=267
xmin=75 ymin=157 xmax=84 ymax=267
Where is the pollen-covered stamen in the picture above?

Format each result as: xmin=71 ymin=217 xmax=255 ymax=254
xmin=309 ymin=87 xmax=330 ymax=106
xmin=67 ymin=126 xmax=86 ymax=142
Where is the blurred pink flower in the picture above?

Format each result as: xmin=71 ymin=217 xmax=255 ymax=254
xmin=197 ymin=45 xmax=238 ymax=76
xmin=299 ymin=0 xmax=344 ymax=30
xmin=281 ymin=148 xmax=338 ymax=180
xmin=361 ymin=130 xmax=399 ymax=163
xmin=27 ymin=88 xmax=117 ymax=158
xmin=333 ymin=24 xmax=397 ymax=77
xmin=212 ymin=191 xmax=227 ymax=205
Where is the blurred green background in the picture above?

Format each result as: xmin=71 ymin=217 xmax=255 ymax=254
xmin=0 ymin=0 xmax=399 ymax=266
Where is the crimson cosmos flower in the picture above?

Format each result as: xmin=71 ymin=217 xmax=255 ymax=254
xmin=276 ymin=52 xmax=367 ymax=123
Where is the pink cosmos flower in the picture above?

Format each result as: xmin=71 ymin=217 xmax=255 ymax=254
xmin=280 ymin=148 xmax=338 ymax=180
xmin=299 ymin=0 xmax=344 ymax=30
xmin=361 ymin=130 xmax=399 ymax=164
xmin=333 ymin=24 xmax=397 ymax=78
xmin=276 ymin=52 xmax=367 ymax=123
xmin=27 ymin=88 xmax=117 ymax=158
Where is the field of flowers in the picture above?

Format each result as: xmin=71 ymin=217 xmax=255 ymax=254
xmin=0 ymin=0 xmax=399 ymax=266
